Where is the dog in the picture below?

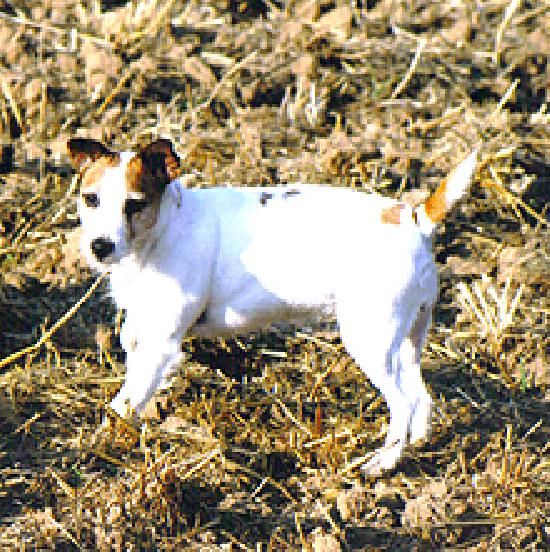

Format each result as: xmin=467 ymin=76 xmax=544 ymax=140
xmin=68 ymin=137 xmax=477 ymax=473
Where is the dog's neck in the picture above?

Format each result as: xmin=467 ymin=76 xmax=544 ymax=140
xmin=109 ymin=180 xmax=183 ymax=280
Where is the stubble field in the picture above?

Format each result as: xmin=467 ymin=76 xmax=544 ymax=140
xmin=0 ymin=1 xmax=548 ymax=549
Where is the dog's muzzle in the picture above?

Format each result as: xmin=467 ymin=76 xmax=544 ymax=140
xmin=90 ymin=237 xmax=115 ymax=261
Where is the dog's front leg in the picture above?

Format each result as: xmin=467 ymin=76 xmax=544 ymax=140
xmin=109 ymin=332 xmax=183 ymax=418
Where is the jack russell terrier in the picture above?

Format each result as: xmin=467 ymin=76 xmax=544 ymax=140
xmin=68 ymin=137 xmax=478 ymax=473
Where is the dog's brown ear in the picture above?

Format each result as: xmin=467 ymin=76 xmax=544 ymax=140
xmin=138 ymin=139 xmax=182 ymax=185
xmin=67 ymin=138 xmax=115 ymax=170
xmin=127 ymin=139 xmax=181 ymax=194
xmin=126 ymin=139 xmax=182 ymax=196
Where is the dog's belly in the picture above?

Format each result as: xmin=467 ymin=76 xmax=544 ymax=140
xmin=190 ymin=292 xmax=336 ymax=338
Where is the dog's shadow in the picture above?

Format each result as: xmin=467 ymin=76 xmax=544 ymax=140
xmin=0 ymin=274 xmax=115 ymax=358
xmin=1 ymin=274 xmax=546 ymax=546
xmin=398 ymin=354 xmax=546 ymax=480
xmin=0 ymin=274 xmax=118 ymax=520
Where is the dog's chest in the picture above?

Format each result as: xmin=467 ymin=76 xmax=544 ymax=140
xmin=108 ymin=259 xmax=183 ymax=313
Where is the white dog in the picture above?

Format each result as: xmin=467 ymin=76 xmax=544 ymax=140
xmin=68 ymin=138 xmax=477 ymax=473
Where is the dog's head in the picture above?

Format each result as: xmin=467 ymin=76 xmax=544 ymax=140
xmin=67 ymin=138 xmax=181 ymax=269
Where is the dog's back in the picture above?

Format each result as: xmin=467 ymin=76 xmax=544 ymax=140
xmin=180 ymin=184 xmax=431 ymax=326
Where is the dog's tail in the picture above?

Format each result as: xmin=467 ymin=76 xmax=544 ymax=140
xmin=414 ymin=149 xmax=479 ymax=236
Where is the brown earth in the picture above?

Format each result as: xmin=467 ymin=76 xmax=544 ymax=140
xmin=0 ymin=1 xmax=548 ymax=549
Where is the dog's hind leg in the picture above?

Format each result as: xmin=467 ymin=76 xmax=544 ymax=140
xmin=337 ymin=300 xmax=416 ymax=474
xmin=398 ymin=304 xmax=433 ymax=445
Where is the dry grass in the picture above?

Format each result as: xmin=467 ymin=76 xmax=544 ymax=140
xmin=0 ymin=0 xmax=548 ymax=549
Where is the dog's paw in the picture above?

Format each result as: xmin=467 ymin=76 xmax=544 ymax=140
xmin=361 ymin=441 xmax=404 ymax=476
xmin=99 ymin=402 xmax=141 ymax=442
xmin=409 ymin=396 xmax=433 ymax=445
xmin=119 ymin=322 xmax=138 ymax=352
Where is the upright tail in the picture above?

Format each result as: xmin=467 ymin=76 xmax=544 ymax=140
xmin=414 ymin=149 xmax=479 ymax=236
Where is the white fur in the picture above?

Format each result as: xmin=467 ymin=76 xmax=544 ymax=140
xmin=78 ymin=151 xmax=477 ymax=474
xmin=414 ymin=149 xmax=478 ymax=236
xmin=444 ymin=149 xmax=479 ymax=207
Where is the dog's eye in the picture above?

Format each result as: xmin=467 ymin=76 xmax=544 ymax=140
xmin=83 ymin=193 xmax=99 ymax=208
xmin=124 ymin=198 xmax=148 ymax=217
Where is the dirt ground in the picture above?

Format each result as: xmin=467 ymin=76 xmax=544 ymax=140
xmin=0 ymin=0 xmax=548 ymax=550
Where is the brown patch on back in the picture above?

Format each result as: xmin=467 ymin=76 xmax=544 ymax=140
xmin=283 ymin=189 xmax=301 ymax=199
xmin=380 ymin=203 xmax=405 ymax=225
xmin=423 ymin=178 xmax=448 ymax=223
xmin=80 ymin=154 xmax=121 ymax=190
xmin=260 ymin=188 xmax=300 ymax=206
xmin=195 ymin=308 xmax=208 ymax=325
xmin=259 ymin=192 xmax=273 ymax=206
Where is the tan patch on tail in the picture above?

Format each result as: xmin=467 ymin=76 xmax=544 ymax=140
xmin=380 ymin=203 xmax=405 ymax=225
xmin=423 ymin=179 xmax=448 ymax=223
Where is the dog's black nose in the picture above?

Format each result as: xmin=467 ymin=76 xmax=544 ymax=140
xmin=90 ymin=237 xmax=115 ymax=261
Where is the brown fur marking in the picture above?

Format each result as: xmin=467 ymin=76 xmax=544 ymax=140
xmin=125 ymin=155 xmax=166 ymax=197
xmin=283 ymin=189 xmax=301 ymax=199
xmin=423 ymin=179 xmax=448 ymax=223
xmin=125 ymin=155 xmax=148 ymax=195
xmin=68 ymin=138 xmax=116 ymax=170
xmin=380 ymin=203 xmax=405 ymax=225
xmin=80 ymin=154 xmax=121 ymax=190
xmin=140 ymin=139 xmax=181 ymax=181
xmin=126 ymin=140 xmax=181 ymax=197
xmin=259 ymin=192 xmax=273 ymax=206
